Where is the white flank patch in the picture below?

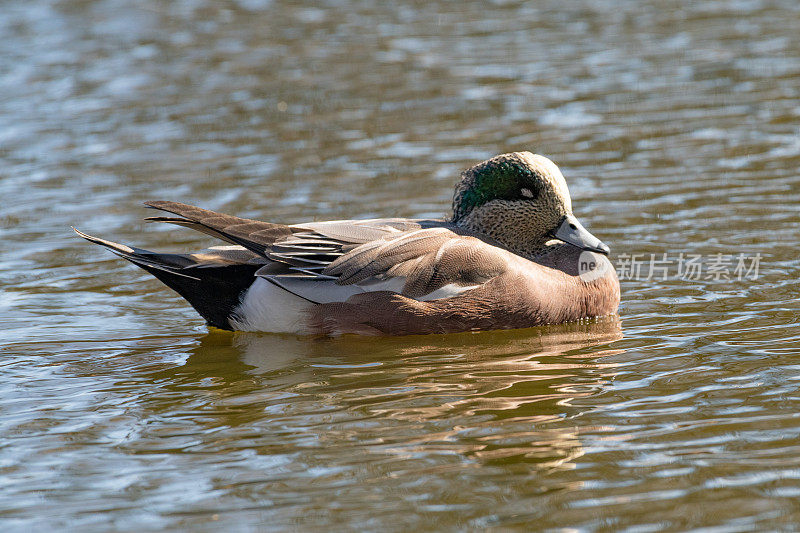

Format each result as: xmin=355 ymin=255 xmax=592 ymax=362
xmin=520 ymin=188 xmax=534 ymax=198
xmin=229 ymin=278 xmax=315 ymax=334
xmin=418 ymin=283 xmax=481 ymax=301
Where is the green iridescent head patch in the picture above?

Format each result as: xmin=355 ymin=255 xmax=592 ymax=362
xmin=452 ymin=153 xmax=545 ymax=222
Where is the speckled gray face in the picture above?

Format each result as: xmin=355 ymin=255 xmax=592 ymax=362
xmin=452 ymin=151 xmax=607 ymax=258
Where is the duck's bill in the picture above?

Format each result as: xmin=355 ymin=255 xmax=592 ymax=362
xmin=552 ymin=214 xmax=610 ymax=255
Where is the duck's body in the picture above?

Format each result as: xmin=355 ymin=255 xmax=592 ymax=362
xmin=77 ymin=152 xmax=620 ymax=336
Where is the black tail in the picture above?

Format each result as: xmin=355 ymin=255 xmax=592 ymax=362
xmin=74 ymin=229 xmax=258 ymax=330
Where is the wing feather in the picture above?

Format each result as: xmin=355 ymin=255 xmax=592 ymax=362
xmin=334 ymin=233 xmax=453 ymax=284
xmin=145 ymin=201 xmax=292 ymax=256
xmin=315 ymin=227 xmax=509 ymax=300
xmin=293 ymin=218 xmax=421 ymax=243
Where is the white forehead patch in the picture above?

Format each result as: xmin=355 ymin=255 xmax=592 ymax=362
xmin=517 ymin=152 xmax=572 ymax=210
xmin=520 ymin=188 xmax=534 ymax=198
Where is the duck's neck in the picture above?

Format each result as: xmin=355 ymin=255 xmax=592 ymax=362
xmin=532 ymin=241 xmax=588 ymax=274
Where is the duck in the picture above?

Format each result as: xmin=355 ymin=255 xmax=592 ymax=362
xmin=75 ymin=152 xmax=620 ymax=336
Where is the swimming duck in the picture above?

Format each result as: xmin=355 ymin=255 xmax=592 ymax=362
xmin=76 ymin=152 xmax=619 ymax=335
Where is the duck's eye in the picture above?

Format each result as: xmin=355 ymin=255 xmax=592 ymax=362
xmin=520 ymin=188 xmax=535 ymax=198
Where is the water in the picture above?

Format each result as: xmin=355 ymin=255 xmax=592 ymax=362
xmin=2 ymin=0 xmax=800 ymax=530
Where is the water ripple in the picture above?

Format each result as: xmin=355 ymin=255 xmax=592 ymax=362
xmin=2 ymin=0 xmax=800 ymax=530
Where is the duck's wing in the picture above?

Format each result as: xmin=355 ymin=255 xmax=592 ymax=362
xmin=142 ymin=202 xmax=509 ymax=304
xmin=262 ymin=221 xmax=509 ymax=303
xmin=144 ymin=201 xmax=294 ymax=255
xmin=263 ymin=218 xmax=424 ymax=276
xmin=144 ymin=201 xmax=416 ymax=257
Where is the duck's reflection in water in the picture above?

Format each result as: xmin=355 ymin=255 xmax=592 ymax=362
xmin=163 ymin=317 xmax=623 ymax=474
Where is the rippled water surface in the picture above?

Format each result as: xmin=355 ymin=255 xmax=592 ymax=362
xmin=3 ymin=0 xmax=800 ymax=530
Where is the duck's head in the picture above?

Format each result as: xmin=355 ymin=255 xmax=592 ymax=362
xmin=451 ymin=152 xmax=609 ymax=258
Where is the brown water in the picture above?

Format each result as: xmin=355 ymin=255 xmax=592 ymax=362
xmin=2 ymin=0 xmax=800 ymax=530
